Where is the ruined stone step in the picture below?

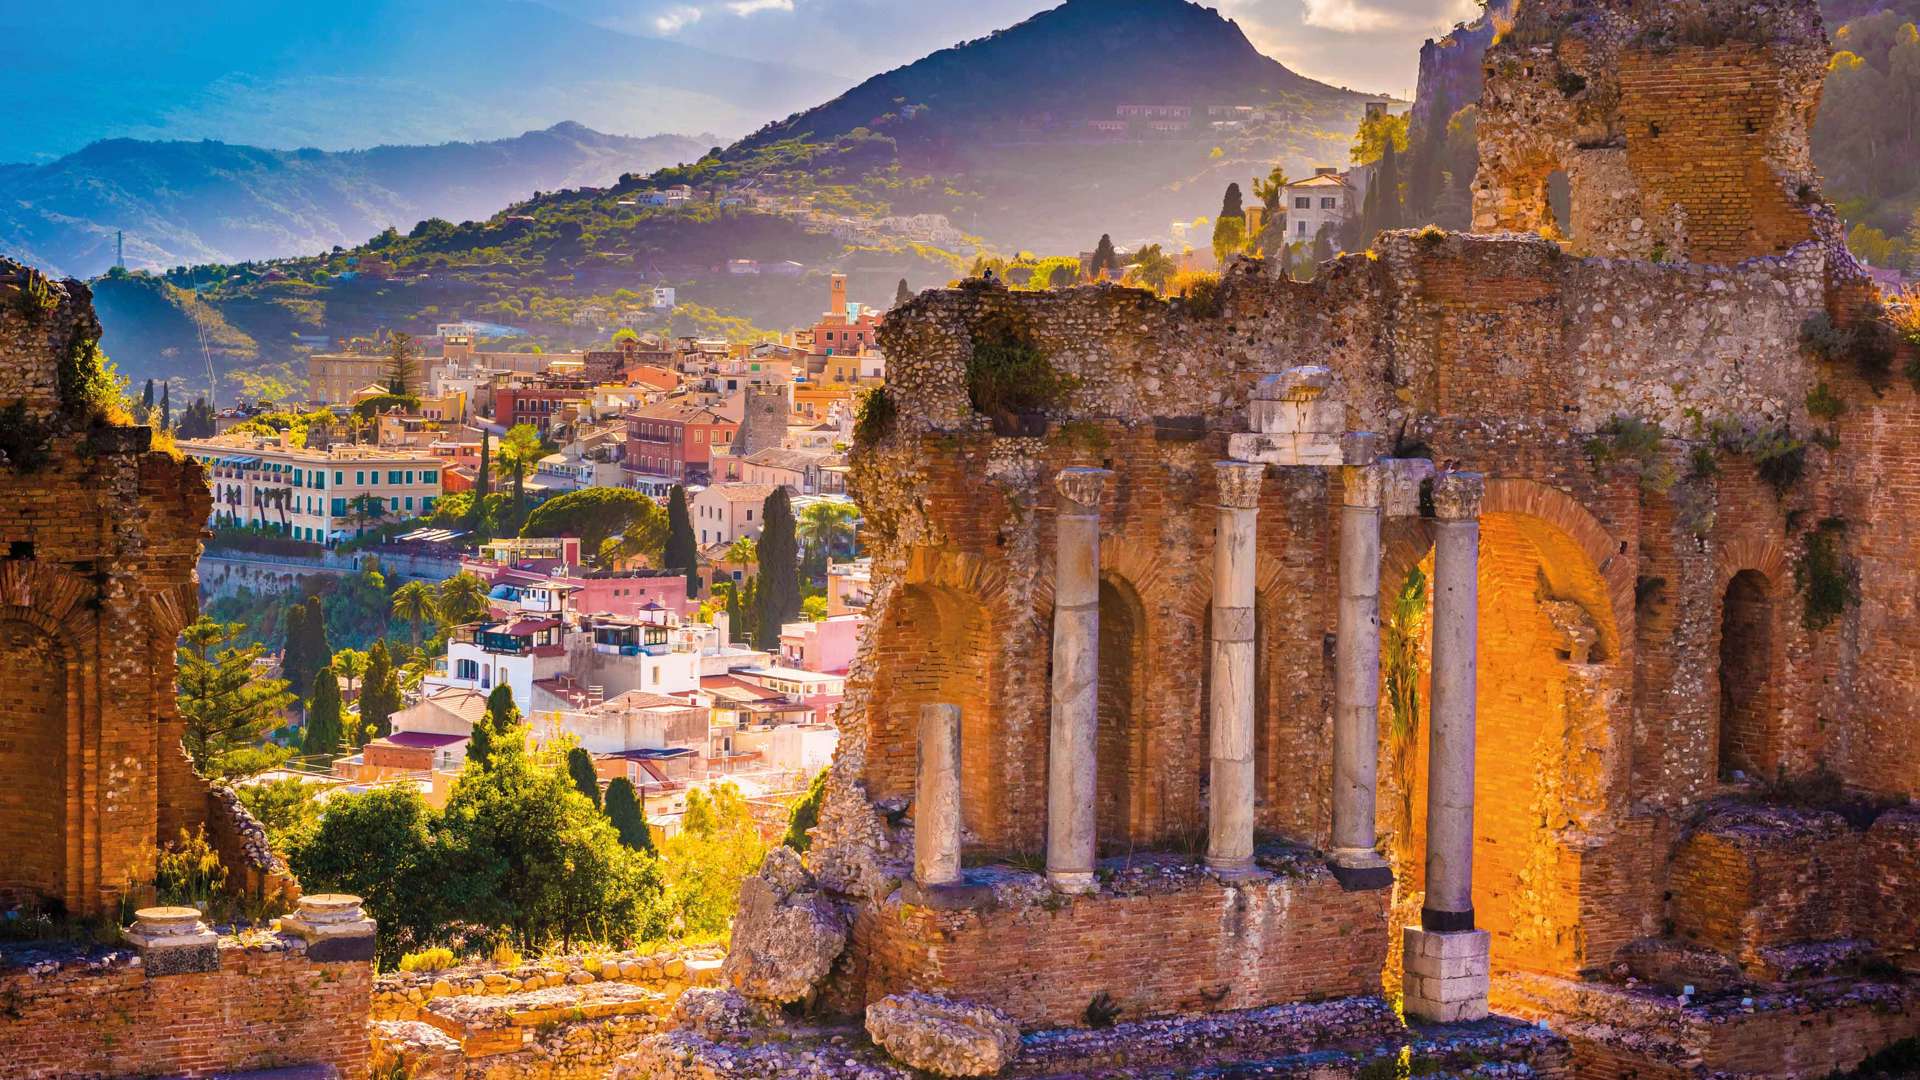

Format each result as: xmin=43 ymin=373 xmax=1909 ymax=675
xmin=420 ymin=980 xmax=668 ymax=1056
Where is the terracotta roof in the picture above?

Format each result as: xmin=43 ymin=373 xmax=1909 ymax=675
xmin=418 ymin=687 xmax=490 ymax=725
xmin=705 ymin=482 xmax=779 ymax=503
xmin=384 ymin=731 xmax=468 ymax=749
xmin=1288 ymin=173 xmax=1352 ymax=189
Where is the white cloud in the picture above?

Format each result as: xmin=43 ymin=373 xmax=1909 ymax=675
xmin=726 ymin=0 xmax=794 ymax=14
xmin=1298 ymin=0 xmax=1474 ymax=34
xmin=653 ymin=4 xmax=703 ymax=32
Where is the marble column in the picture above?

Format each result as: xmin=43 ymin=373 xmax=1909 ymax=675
xmin=1207 ymin=461 xmax=1266 ymax=877
xmin=915 ymin=704 xmax=963 ymax=889
xmin=1404 ymin=470 xmax=1490 ymax=1024
xmin=1330 ymin=433 xmax=1393 ymax=890
xmin=1047 ymin=467 xmax=1112 ymax=893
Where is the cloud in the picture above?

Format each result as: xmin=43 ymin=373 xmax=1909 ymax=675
xmin=726 ymin=0 xmax=793 ymax=13
xmin=1297 ymin=0 xmax=1476 ymax=34
xmin=653 ymin=4 xmax=703 ymax=32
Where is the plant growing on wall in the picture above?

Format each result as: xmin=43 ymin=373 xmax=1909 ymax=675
xmin=1382 ymin=567 xmax=1430 ymax=867
xmin=966 ymin=313 xmax=1075 ymax=422
xmin=1585 ymin=415 xmax=1674 ymax=492
xmin=1796 ymin=517 xmax=1859 ymax=631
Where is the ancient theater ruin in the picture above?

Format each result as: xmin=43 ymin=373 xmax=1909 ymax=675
xmin=697 ymin=0 xmax=1920 ymax=1075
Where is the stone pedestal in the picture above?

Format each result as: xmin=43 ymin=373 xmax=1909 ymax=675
xmin=1206 ymin=461 xmax=1265 ymax=878
xmin=125 ymin=906 xmax=220 ymax=976
xmin=279 ymin=893 xmax=378 ymax=962
xmin=1330 ymin=434 xmax=1392 ymax=891
xmin=1402 ymin=926 xmax=1491 ymax=1024
xmin=1047 ymin=468 xmax=1112 ymax=893
xmin=1227 ymin=366 xmax=1345 ymax=467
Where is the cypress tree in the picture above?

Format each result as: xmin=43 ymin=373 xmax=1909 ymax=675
xmin=665 ymin=485 xmax=699 ymax=599
xmin=1091 ymin=234 xmax=1118 ymax=279
xmin=303 ymin=666 xmax=344 ymax=757
xmin=470 ymin=683 xmax=520 ymax=770
xmin=724 ymin=583 xmax=745 ymax=642
xmin=281 ymin=601 xmax=311 ymax=700
xmin=604 ymin=777 xmax=654 ymax=852
xmin=894 ymin=279 xmax=912 ymax=307
xmin=471 ymin=430 xmax=492 ymax=526
xmin=566 ymin=746 xmax=602 ymax=808
xmin=160 ymin=382 xmax=172 ymax=430
xmin=1219 ymin=182 xmax=1244 ymax=221
xmin=359 ymin=640 xmax=398 ymax=743
xmin=302 ymin=600 xmax=332 ymax=696
xmin=753 ymin=488 xmax=800 ymax=650
xmin=139 ymin=379 xmax=155 ymax=419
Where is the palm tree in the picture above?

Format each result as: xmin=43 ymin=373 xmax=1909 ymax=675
xmin=437 ymin=571 xmax=491 ymax=626
xmin=330 ymin=647 xmax=368 ymax=699
xmin=725 ymin=536 xmax=759 ymax=568
xmin=391 ymin=580 xmax=440 ymax=652
xmin=797 ymin=502 xmax=858 ymax=562
xmin=398 ymin=652 xmax=438 ymax=695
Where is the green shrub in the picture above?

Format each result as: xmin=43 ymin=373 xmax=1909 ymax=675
xmin=1585 ymin=415 xmax=1672 ymax=492
xmin=398 ymin=947 xmax=456 ymax=973
xmin=966 ymin=316 xmax=1074 ymax=417
xmin=1800 ymin=310 xmax=1897 ymax=381
xmin=782 ymin=768 xmax=828 ymax=853
xmin=853 ymin=386 xmax=897 ymax=446
xmin=1713 ymin=420 xmax=1806 ymax=498
xmin=1796 ymin=517 xmax=1858 ymax=631
xmin=1805 ymin=382 xmax=1846 ymax=421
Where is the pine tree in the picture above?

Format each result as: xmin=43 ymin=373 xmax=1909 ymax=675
xmin=359 ymin=640 xmax=400 ymax=743
xmin=469 ymin=684 xmax=520 ymax=770
xmin=665 ymin=485 xmax=699 ymax=599
xmin=303 ymin=665 xmax=345 ymax=757
xmin=894 ymin=279 xmax=913 ymax=307
xmin=177 ymin=617 xmax=297 ymax=779
xmin=603 ymin=777 xmax=654 ymax=852
xmin=566 ymin=746 xmax=602 ymax=808
xmin=754 ymin=488 xmax=800 ymax=650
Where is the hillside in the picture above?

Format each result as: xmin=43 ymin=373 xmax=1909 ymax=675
xmin=0 ymin=124 xmax=715 ymax=278
xmin=93 ymin=0 xmax=1384 ymax=394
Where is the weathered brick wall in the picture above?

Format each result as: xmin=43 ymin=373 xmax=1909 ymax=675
xmin=1668 ymin=807 xmax=1858 ymax=965
xmin=0 ymin=261 xmax=213 ymax=917
xmin=840 ymin=859 xmax=1387 ymax=1029
xmin=0 ymin=936 xmax=372 ymax=1079
xmin=1860 ymin=806 xmax=1920 ymax=969
xmin=1470 ymin=0 xmax=1830 ymax=265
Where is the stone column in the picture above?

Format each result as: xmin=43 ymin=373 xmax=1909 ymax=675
xmin=915 ymin=703 xmax=963 ymax=889
xmin=1404 ymin=470 xmax=1490 ymax=1024
xmin=1330 ymin=434 xmax=1393 ymax=890
xmin=1207 ymin=461 xmax=1266 ymax=878
xmin=1047 ymin=467 xmax=1112 ymax=893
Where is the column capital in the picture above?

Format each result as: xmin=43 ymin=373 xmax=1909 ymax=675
xmin=1432 ymin=471 xmax=1486 ymax=521
xmin=1213 ymin=461 xmax=1266 ymax=510
xmin=1341 ymin=431 xmax=1388 ymax=466
xmin=1342 ymin=463 xmax=1385 ymax=509
xmin=1054 ymin=467 xmax=1113 ymax=514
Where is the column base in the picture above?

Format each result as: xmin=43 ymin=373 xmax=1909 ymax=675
xmin=902 ymin=877 xmax=996 ymax=910
xmin=1047 ymin=870 xmax=1098 ymax=895
xmin=1327 ymin=848 xmax=1394 ymax=892
xmin=1402 ymin=927 xmax=1490 ymax=1024
xmin=1204 ymin=856 xmax=1262 ymax=882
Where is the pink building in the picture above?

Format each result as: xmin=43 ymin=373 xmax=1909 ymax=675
xmin=778 ymin=614 xmax=864 ymax=674
xmin=566 ymin=570 xmax=691 ymax=619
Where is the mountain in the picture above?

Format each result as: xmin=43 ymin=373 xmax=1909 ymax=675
xmin=0 ymin=0 xmax=840 ymax=162
xmin=90 ymin=0 xmax=1384 ymax=395
xmin=0 ymin=124 xmax=716 ymax=278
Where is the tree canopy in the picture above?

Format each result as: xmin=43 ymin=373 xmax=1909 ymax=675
xmin=522 ymin=486 xmax=667 ymax=563
xmin=177 ymin=616 xmax=296 ymax=778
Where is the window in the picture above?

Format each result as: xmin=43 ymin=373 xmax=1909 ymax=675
xmin=356 ymin=471 xmax=365 ymax=485
xmin=422 ymin=470 xmax=437 ymax=484
xmin=315 ymin=472 xmax=325 ymax=489
xmin=388 ymin=470 xmax=402 ymax=485
xmin=334 ymin=471 xmax=345 ymax=485
xmin=405 ymin=497 xmax=415 ymax=511
xmin=422 ymin=496 xmax=435 ymax=512
xmin=331 ymin=498 xmax=347 ymax=516
xmin=1321 ymin=197 xmax=1337 ymax=210
xmin=1294 ymin=196 xmax=1310 ymax=209
xmin=1297 ymin=221 xmax=1308 ymax=236
xmin=405 ymin=471 xmax=415 ymax=485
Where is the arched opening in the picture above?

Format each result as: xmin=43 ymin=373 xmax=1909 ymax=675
xmin=1391 ymin=509 xmax=1624 ymax=980
xmin=1097 ymin=577 xmax=1148 ymax=851
xmin=0 ymin=621 xmax=67 ymax=908
xmin=1718 ymin=570 xmax=1773 ymax=781
xmin=867 ymin=583 xmax=1007 ymax=849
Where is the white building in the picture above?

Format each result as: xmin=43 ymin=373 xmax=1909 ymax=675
xmin=1281 ymin=168 xmax=1357 ymax=243
xmin=690 ymin=482 xmax=779 ymax=547
xmin=182 ymin=435 xmax=445 ymax=545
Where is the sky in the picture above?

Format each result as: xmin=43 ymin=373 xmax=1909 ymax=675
xmin=544 ymin=0 xmax=1482 ymax=98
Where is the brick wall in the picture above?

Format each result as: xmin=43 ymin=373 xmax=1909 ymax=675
xmin=838 ymin=858 xmax=1387 ymax=1029
xmin=0 ymin=937 xmax=372 ymax=1079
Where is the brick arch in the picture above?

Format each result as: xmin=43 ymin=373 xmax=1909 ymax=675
xmin=0 ymin=561 xmax=102 ymax=914
xmin=1712 ymin=534 xmax=1790 ymax=781
xmin=1713 ymin=534 xmax=1789 ymax=594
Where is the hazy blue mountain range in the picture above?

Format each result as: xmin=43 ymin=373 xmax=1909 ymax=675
xmin=0 ymin=0 xmax=841 ymax=162
xmin=0 ymin=124 xmax=715 ymax=278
